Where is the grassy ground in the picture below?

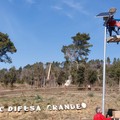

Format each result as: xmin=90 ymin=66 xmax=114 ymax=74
xmin=0 ymin=85 xmax=119 ymax=120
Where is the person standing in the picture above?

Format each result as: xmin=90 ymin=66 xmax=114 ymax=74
xmin=93 ymin=107 xmax=112 ymax=120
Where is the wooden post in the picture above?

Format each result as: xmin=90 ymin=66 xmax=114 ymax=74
xmin=47 ymin=63 xmax=52 ymax=80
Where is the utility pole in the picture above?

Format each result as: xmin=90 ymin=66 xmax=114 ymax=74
xmin=96 ymin=8 xmax=117 ymax=115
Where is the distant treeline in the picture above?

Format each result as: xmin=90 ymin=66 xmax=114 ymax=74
xmin=0 ymin=32 xmax=120 ymax=88
xmin=0 ymin=57 xmax=120 ymax=88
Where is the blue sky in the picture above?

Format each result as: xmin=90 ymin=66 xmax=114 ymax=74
xmin=0 ymin=0 xmax=120 ymax=69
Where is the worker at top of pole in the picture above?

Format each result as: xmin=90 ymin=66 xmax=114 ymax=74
xmin=107 ymin=16 xmax=119 ymax=36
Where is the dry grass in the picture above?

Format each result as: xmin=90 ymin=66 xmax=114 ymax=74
xmin=0 ymin=85 xmax=119 ymax=120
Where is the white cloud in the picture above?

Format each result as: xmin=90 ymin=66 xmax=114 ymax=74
xmin=51 ymin=0 xmax=90 ymax=19
xmin=63 ymin=0 xmax=83 ymax=11
xmin=63 ymin=0 xmax=89 ymax=15
xmin=52 ymin=5 xmax=74 ymax=19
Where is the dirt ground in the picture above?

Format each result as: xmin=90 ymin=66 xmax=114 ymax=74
xmin=0 ymin=84 xmax=119 ymax=120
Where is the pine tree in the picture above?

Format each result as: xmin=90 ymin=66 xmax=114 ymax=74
xmin=61 ymin=32 xmax=92 ymax=63
xmin=0 ymin=32 xmax=17 ymax=63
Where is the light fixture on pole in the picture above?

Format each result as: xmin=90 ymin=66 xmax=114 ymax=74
xmin=96 ymin=8 xmax=117 ymax=115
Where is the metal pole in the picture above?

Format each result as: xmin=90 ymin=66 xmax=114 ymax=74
xmin=102 ymin=26 xmax=107 ymax=115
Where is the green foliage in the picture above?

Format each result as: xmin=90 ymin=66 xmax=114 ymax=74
xmin=108 ymin=60 xmax=120 ymax=84
xmin=70 ymin=66 xmax=78 ymax=84
xmin=77 ymin=65 xmax=85 ymax=86
xmin=3 ymin=67 xmax=17 ymax=87
xmin=0 ymin=68 xmax=7 ymax=83
xmin=9 ymin=67 xmax=17 ymax=87
xmin=1 ymin=56 xmax=120 ymax=88
xmin=107 ymin=57 xmax=111 ymax=65
xmin=61 ymin=32 xmax=92 ymax=62
xmin=87 ymin=69 xmax=97 ymax=84
xmin=3 ymin=73 xmax=9 ymax=86
xmin=57 ymin=70 xmax=67 ymax=86
xmin=0 ymin=32 xmax=17 ymax=63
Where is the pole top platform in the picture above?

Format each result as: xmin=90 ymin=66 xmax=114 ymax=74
xmin=107 ymin=35 xmax=120 ymax=43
